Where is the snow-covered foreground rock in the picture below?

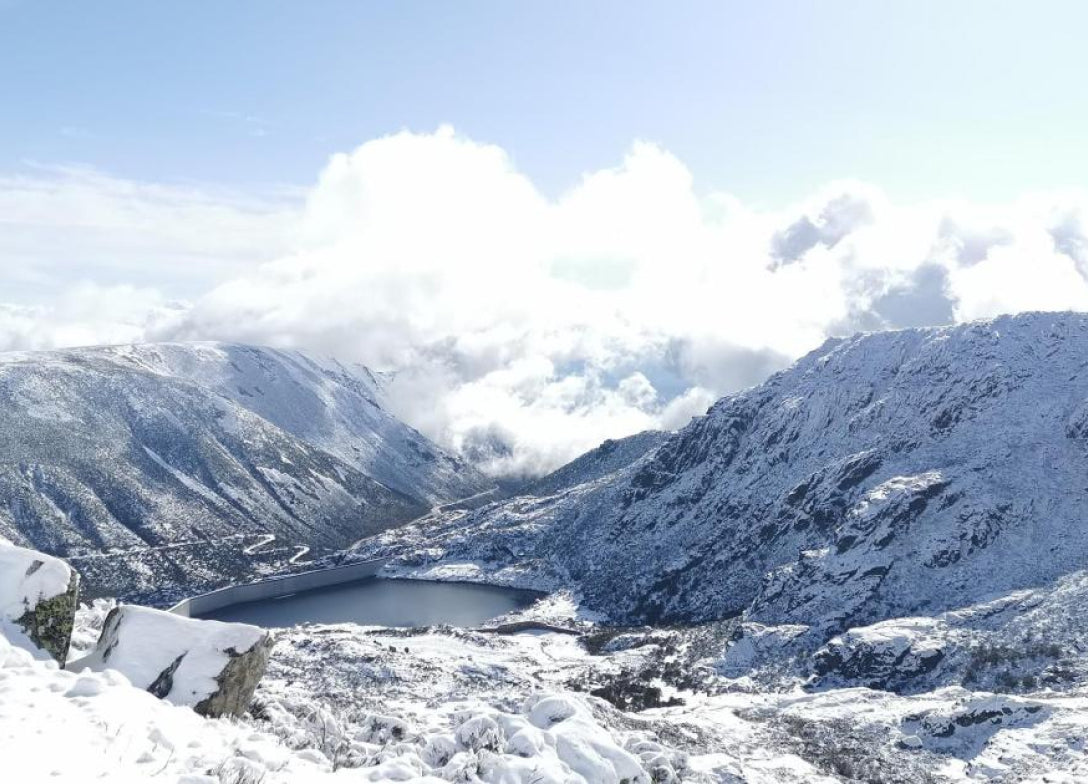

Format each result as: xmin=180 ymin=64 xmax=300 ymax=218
xmin=0 ymin=540 xmax=78 ymax=662
xmin=0 ymin=627 xmax=334 ymax=783
xmin=72 ymin=605 xmax=273 ymax=717
xmin=0 ymin=342 xmax=491 ymax=602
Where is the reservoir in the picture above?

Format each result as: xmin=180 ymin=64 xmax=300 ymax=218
xmin=196 ymin=577 xmax=542 ymax=628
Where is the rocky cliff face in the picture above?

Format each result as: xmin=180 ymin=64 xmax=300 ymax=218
xmin=355 ymin=313 xmax=1088 ymax=667
xmin=0 ymin=342 xmax=491 ymax=600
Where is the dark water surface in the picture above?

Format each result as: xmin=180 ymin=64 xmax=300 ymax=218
xmin=198 ymin=578 xmax=541 ymax=628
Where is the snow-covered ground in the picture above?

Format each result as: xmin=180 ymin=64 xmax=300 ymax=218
xmin=0 ymin=624 xmax=334 ymax=783
xmin=4 ymin=594 xmax=1085 ymax=783
xmin=247 ymin=600 xmax=1088 ymax=783
xmin=0 ymin=600 xmax=715 ymax=783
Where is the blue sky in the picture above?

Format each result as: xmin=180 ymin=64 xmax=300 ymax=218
xmin=4 ymin=0 xmax=1087 ymax=204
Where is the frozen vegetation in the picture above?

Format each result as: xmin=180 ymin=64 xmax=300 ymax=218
xmin=3 ymin=588 xmax=1086 ymax=782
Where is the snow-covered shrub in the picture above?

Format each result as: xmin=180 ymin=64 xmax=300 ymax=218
xmin=455 ymin=715 xmax=504 ymax=752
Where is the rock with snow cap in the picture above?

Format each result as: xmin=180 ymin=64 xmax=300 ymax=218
xmin=0 ymin=541 xmax=79 ymax=662
xmin=71 ymin=604 xmax=273 ymax=717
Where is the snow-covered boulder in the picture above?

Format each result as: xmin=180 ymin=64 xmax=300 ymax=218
xmin=522 ymin=694 xmax=649 ymax=783
xmin=0 ymin=542 xmax=79 ymax=662
xmin=717 ymin=622 xmax=813 ymax=680
xmin=71 ymin=605 xmax=273 ymax=717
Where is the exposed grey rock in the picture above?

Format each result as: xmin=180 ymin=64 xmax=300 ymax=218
xmin=194 ymin=634 xmax=274 ymax=718
xmin=903 ymin=694 xmax=1049 ymax=755
xmin=811 ymin=618 xmax=952 ymax=692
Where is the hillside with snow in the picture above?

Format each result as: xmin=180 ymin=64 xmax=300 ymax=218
xmin=6 ymin=552 xmax=1086 ymax=783
xmin=0 ymin=342 xmax=491 ymax=601
xmin=353 ymin=312 xmax=1088 ymax=692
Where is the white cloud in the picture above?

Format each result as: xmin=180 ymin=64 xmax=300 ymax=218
xmin=0 ymin=284 xmax=184 ymax=352
xmin=0 ymin=165 xmax=300 ymax=301
xmin=6 ymin=129 xmax=1088 ymax=475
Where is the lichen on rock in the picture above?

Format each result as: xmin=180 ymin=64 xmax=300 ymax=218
xmin=15 ymin=570 xmax=80 ymax=663
xmin=194 ymin=635 xmax=275 ymax=718
xmin=0 ymin=543 xmax=80 ymax=663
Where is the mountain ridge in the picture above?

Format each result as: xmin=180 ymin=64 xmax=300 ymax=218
xmin=352 ymin=312 xmax=1088 ymax=660
xmin=0 ymin=341 xmax=492 ymax=600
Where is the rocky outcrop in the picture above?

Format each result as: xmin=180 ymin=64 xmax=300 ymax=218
xmin=0 ymin=542 xmax=79 ymax=662
xmin=811 ymin=618 xmax=953 ymax=692
xmin=902 ymin=693 xmax=1049 ymax=754
xmin=194 ymin=633 xmax=274 ymax=718
xmin=71 ymin=605 xmax=273 ymax=717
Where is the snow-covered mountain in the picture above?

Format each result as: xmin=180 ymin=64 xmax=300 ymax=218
xmin=0 ymin=342 xmax=491 ymax=600
xmin=105 ymin=343 xmax=488 ymax=503
xmin=520 ymin=430 xmax=668 ymax=498
xmin=353 ymin=312 xmax=1088 ymax=673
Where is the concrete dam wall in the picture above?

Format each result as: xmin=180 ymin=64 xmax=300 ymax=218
xmin=169 ymin=558 xmax=389 ymax=618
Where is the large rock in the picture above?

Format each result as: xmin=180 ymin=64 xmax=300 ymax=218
xmin=71 ymin=605 xmax=273 ymax=717
xmin=0 ymin=542 xmax=79 ymax=662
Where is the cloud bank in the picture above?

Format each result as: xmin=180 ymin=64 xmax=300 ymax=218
xmin=0 ymin=165 xmax=298 ymax=302
xmin=5 ymin=128 xmax=1088 ymax=475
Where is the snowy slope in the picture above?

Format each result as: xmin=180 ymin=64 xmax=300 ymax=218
xmin=2 ymin=607 xmax=730 ymax=784
xmin=5 ymin=562 xmax=1085 ymax=783
xmin=354 ymin=312 xmax=1088 ymax=644
xmin=0 ymin=342 xmax=489 ymax=600
xmin=97 ymin=342 xmax=489 ymax=503
xmin=521 ymin=430 xmax=668 ymax=498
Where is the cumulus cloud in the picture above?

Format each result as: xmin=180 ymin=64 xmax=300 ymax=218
xmin=6 ymin=128 xmax=1088 ymax=475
